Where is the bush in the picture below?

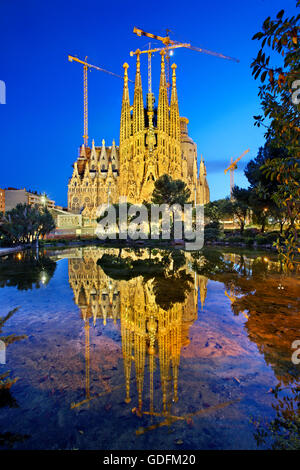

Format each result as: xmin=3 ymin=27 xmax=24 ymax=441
xmin=244 ymin=228 xmax=259 ymax=238
xmin=205 ymin=221 xmax=221 ymax=230
xmin=265 ymin=232 xmax=280 ymax=244
xmin=255 ymin=234 xmax=266 ymax=245
xmin=229 ymin=236 xmax=243 ymax=243
xmin=204 ymin=228 xmax=221 ymax=241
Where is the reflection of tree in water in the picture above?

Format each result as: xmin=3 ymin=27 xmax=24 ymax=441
xmin=151 ymin=251 xmax=193 ymax=310
xmin=253 ymin=382 xmax=300 ymax=450
xmin=72 ymin=246 xmax=299 ymax=439
xmin=0 ymin=252 xmax=56 ymax=290
xmin=191 ymin=248 xmax=300 ymax=448
xmin=0 ymin=371 xmax=19 ymax=409
xmin=192 ymin=249 xmax=300 ymax=385
xmin=191 ymin=248 xmax=235 ymax=276
xmin=98 ymin=249 xmax=193 ymax=310
xmin=0 ymin=308 xmax=29 ymax=447
xmin=0 ymin=307 xmax=27 ymax=400
xmin=221 ymin=271 xmax=300 ymax=385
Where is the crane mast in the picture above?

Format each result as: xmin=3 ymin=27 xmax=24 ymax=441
xmin=68 ymin=55 xmax=132 ymax=147
xmin=83 ymin=60 xmax=88 ymax=147
xmin=224 ymin=149 xmax=250 ymax=198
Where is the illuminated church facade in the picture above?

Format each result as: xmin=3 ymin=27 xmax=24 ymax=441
xmin=68 ymin=51 xmax=210 ymax=225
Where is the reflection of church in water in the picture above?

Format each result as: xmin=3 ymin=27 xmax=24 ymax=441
xmin=68 ymin=247 xmax=208 ymax=421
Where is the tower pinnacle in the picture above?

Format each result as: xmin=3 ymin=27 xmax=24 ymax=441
xmin=120 ymin=63 xmax=131 ymax=144
xmin=170 ymin=63 xmax=180 ymax=140
xmin=133 ymin=51 xmax=144 ymax=135
xmin=157 ymin=50 xmax=169 ymax=134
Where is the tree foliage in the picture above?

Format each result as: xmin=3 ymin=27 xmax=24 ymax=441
xmin=231 ymin=187 xmax=251 ymax=234
xmin=204 ymin=198 xmax=232 ymax=223
xmin=251 ymin=3 xmax=300 ymax=151
xmin=151 ymin=174 xmax=191 ymax=206
xmin=251 ymin=3 xmax=300 ymax=269
xmin=0 ymin=204 xmax=55 ymax=245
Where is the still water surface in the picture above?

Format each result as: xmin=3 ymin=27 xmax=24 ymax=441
xmin=0 ymin=246 xmax=299 ymax=450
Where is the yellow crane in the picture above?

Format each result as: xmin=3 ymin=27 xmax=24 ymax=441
xmin=133 ymin=26 xmax=239 ymax=99
xmin=130 ymin=43 xmax=190 ymax=94
xmin=224 ymin=149 xmax=250 ymax=198
xmin=68 ymin=55 xmax=133 ymax=147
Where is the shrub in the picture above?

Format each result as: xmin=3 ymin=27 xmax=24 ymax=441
xmin=205 ymin=221 xmax=221 ymax=230
xmin=265 ymin=232 xmax=280 ymax=244
xmin=244 ymin=228 xmax=259 ymax=238
xmin=229 ymin=236 xmax=243 ymax=243
xmin=204 ymin=228 xmax=221 ymax=241
xmin=255 ymin=234 xmax=266 ymax=245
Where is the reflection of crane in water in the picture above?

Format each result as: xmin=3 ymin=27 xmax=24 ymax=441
xmin=70 ymin=317 xmax=122 ymax=410
xmin=134 ymin=399 xmax=238 ymax=436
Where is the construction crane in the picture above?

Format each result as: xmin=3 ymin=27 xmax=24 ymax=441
xmin=224 ymin=149 xmax=250 ymax=198
xmin=133 ymin=26 xmax=239 ymax=99
xmin=130 ymin=43 xmax=190 ymax=94
xmin=68 ymin=55 xmax=133 ymax=147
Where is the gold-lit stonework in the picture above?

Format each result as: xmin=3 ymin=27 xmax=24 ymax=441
xmin=68 ymin=53 xmax=210 ymax=228
xmin=68 ymin=247 xmax=208 ymax=427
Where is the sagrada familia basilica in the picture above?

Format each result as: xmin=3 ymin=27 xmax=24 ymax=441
xmin=67 ymin=51 xmax=210 ymax=228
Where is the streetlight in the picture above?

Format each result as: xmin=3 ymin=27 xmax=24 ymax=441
xmin=41 ymin=194 xmax=47 ymax=207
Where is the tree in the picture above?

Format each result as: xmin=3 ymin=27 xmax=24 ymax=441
xmin=37 ymin=207 xmax=56 ymax=240
xmin=231 ymin=186 xmax=250 ymax=234
xmin=204 ymin=198 xmax=233 ymax=225
xmin=245 ymin=142 xmax=291 ymax=189
xmin=245 ymin=142 xmax=292 ymax=232
xmin=0 ymin=204 xmax=55 ymax=246
xmin=151 ymin=174 xmax=191 ymax=206
xmin=248 ymin=190 xmax=269 ymax=233
xmin=251 ymin=3 xmax=300 ymax=269
xmin=251 ymin=4 xmax=300 ymax=151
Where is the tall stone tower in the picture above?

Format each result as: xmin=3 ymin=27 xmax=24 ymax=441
xmin=68 ymin=52 xmax=210 ymax=227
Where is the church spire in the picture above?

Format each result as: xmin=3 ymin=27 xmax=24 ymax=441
xmin=170 ymin=63 xmax=180 ymax=140
xmin=79 ymin=143 xmax=86 ymax=159
xmin=120 ymin=63 xmax=131 ymax=144
xmin=199 ymin=153 xmax=206 ymax=177
xmin=169 ymin=63 xmax=181 ymax=178
xmin=197 ymin=155 xmax=210 ymax=204
xmin=90 ymin=139 xmax=96 ymax=160
xmin=157 ymin=50 xmax=169 ymax=134
xmin=132 ymin=51 xmax=144 ymax=135
xmin=99 ymin=138 xmax=108 ymax=173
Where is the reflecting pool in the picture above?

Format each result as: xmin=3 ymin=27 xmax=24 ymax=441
xmin=0 ymin=247 xmax=299 ymax=449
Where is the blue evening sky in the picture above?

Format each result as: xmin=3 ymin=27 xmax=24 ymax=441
xmin=0 ymin=0 xmax=298 ymax=205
